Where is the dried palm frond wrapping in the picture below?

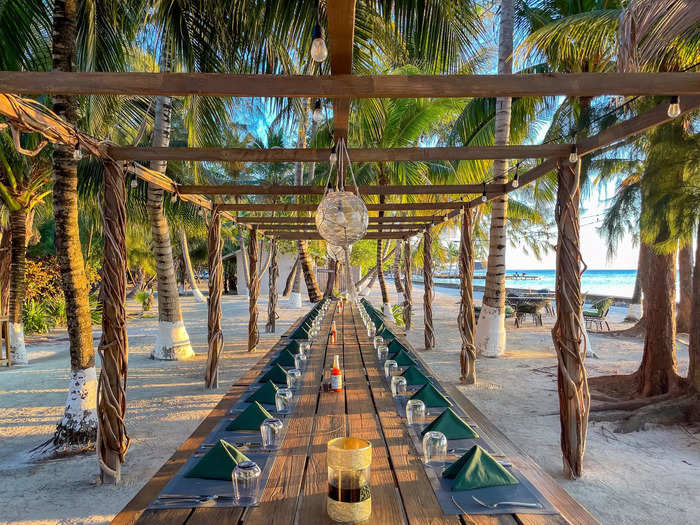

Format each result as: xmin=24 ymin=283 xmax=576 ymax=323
xmin=96 ymin=161 xmax=129 ymax=483
xmin=205 ymin=208 xmax=223 ymax=389
xmin=458 ymin=210 xmax=476 ymax=384
xmin=551 ymin=161 xmax=590 ymax=480
xmin=248 ymin=228 xmax=260 ymax=352
xmin=423 ymin=229 xmax=435 ymax=351
xmin=402 ymin=239 xmax=412 ymax=330
xmin=266 ymin=240 xmax=279 ymax=333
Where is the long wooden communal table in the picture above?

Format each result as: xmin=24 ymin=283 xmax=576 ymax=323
xmin=112 ymin=303 xmax=598 ymax=525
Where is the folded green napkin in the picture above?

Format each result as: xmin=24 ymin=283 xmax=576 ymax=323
xmin=272 ymin=349 xmax=297 ymax=368
xmin=185 ymin=439 xmax=249 ymax=480
xmin=285 ymin=340 xmax=302 ymax=354
xmin=393 ymin=349 xmax=418 ymax=368
xmin=410 ymin=382 xmax=452 ymax=407
xmin=246 ymin=380 xmax=279 ymax=404
xmin=421 ymin=408 xmax=478 ymax=439
xmin=388 ymin=339 xmax=409 ymax=357
xmin=226 ymin=401 xmax=273 ymax=431
xmin=377 ymin=326 xmax=395 ymax=341
xmin=259 ymin=364 xmax=289 ymax=385
xmin=401 ymin=366 xmax=429 ymax=386
xmin=443 ymin=445 xmax=518 ymax=491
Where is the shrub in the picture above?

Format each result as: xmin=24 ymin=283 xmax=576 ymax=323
xmin=134 ymin=290 xmax=153 ymax=312
xmin=22 ymin=299 xmax=55 ymax=334
xmin=391 ymin=304 xmax=404 ymax=327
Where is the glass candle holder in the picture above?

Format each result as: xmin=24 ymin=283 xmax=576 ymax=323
xmin=367 ymin=325 xmax=376 ymax=338
xmin=422 ymin=431 xmax=447 ymax=467
xmin=275 ymin=387 xmax=293 ymax=414
xmin=327 ymin=437 xmax=372 ymax=523
xmin=287 ymin=368 xmax=302 ymax=390
xmin=391 ymin=375 xmax=407 ymax=397
xmin=232 ymin=460 xmax=261 ymax=506
xmin=373 ymin=336 xmax=384 ymax=350
xmin=261 ymin=417 xmax=284 ymax=451
xmin=405 ymin=399 xmax=425 ymax=426
xmin=376 ymin=344 xmax=388 ymax=362
xmin=383 ymin=359 xmax=398 ymax=378
xmin=299 ymin=341 xmax=311 ymax=356
xmin=294 ymin=352 xmax=307 ymax=371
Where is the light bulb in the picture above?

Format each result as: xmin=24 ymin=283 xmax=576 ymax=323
xmin=569 ymin=145 xmax=578 ymax=164
xmin=170 ymin=194 xmax=177 ymax=203
xmin=310 ymin=24 xmax=328 ymax=62
xmin=312 ymin=100 xmax=323 ymax=123
xmin=329 ymin=151 xmax=337 ymax=163
xmin=512 ymin=178 xmax=519 ymax=188
xmin=130 ymin=178 xmax=138 ymax=188
xmin=667 ymin=96 xmax=681 ymax=118
xmin=481 ymin=194 xmax=487 ymax=203
xmin=73 ymin=144 xmax=82 ymax=161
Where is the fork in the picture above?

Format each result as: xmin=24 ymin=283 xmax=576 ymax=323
xmin=471 ymin=496 xmax=542 ymax=509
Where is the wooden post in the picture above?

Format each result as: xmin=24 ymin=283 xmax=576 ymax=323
xmin=458 ymin=210 xmax=477 ymax=384
xmin=552 ymin=160 xmax=590 ymax=479
xmin=423 ymin=229 xmax=435 ymax=351
xmin=402 ymin=239 xmax=412 ymax=331
xmin=205 ymin=207 xmax=223 ymax=388
xmin=96 ymin=160 xmax=129 ymax=483
xmin=265 ymin=240 xmax=279 ymax=333
xmin=248 ymin=227 xmax=259 ymax=352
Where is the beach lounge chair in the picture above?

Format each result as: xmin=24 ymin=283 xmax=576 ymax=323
xmin=583 ymin=298 xmax=613 ymax=331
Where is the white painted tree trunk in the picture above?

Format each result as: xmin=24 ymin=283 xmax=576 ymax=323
xmin=151 ymin=320 xmax=195 ymax=360
xmin=475 ymin=304 xmax=506 ymax=357
xmin=625 ymin=302 xmax=642 ymax=322
xmin=9 ymin=322 xmax=27 ymax=364
xmin=179 ymin=229 xmax=205 ymax=303
xmin=382 ymin=303 xmax=392 ymax=317
xmin=580 ymin=313 xmax=598 ymax=358
xmin=53 ymin=367 xmax=98 ymax=445
xmin=289 ymin=291 xmax=303 ymax=308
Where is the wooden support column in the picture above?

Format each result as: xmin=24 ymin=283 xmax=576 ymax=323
xmin=423 ymin=229 xmax=435 ymax=351
xmin=458 ymin=210 xmax=477 ymax=384
xmin=96 ymin=160 xmax=129 ymax=483
xmin=552 ymin=160 xmax=590 ymax=479
xmin=248 ymin=228 xmax=260 ymax=352
xmin=402 ymin=239 xmax=412 ymax=331
xmin=265 ymin=240 xmax=279 ymax=333
xmin=205 ymin=207 xmax=223 ymax=388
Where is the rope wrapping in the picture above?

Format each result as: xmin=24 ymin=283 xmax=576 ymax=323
xmin=551 ymin=161 xmax=590 ymax=480
xmin=205 ymin=208 xmax=223 ymax=388
xmin=403 ymin=239 xmax=412 ymax=330
xmin=96 ymin=160 xmax=129 ymax=483
xmin=423 ymin=229 xmax=435 ymax=351
xmin=248 ymin=228 xmax=260 ymax=352
xmin=458 ymin=210 xmax=477 ymax=384
xmin=265 ymin=240 xmax=279 ymax=333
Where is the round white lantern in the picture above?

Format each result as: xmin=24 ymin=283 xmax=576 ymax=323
xmin=315 ymin=191 xmax=368 ymax=246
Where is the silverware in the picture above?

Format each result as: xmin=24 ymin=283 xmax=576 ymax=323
xmin=471 ymin=496 xmax=542 ymax=509
xmin=157 ymin=494 xmax=235 ymax=504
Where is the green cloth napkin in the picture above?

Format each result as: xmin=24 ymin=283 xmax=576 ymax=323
xmin=185 ymin=439 xmax=249 ymax=480
xmin=377 ymin=326 xmax=395 ymax=341
xmin=259 ymin=364 xmax=289 ymax=385
xmin=388 ymin=339 xmax=409 ymax=357
xmin=284 ymin=340 xmax=302 ymax=354
xmin=226 ymin=401 xmax=273 ymax=431
xmin=401 ymin=366 xmax=429 ymax=385
xmin=393 ymin=349 xmax=419 ymax=368
xmin=410 ymin=382 xmax=452 ymax=407
xmin=442 ymin=445 xmax=518 ymax=491
xmin=421 ymin=408 xmax=478 ymax=439
xmin=273 ymin=349 xmax=297 ymax=368
xmin=246 ymin=380 xmax=279 ymax=404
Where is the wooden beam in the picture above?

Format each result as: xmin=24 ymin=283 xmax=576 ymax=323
xmin=106 ymin=144 xmax=571 ymax=162
xmin=270 ymin=231 xmax=415 ymax=240
xmin=252 ymin=224 xmax=422 ymax=231
xmin=179 ymin=183 xmax=505 ymax=196
xmin=326 ymin=0 xmax=356 ymax=140
xmin=236 ymin=215 xmax=445 ymax=224
xmin=3 ymin=72 xmax=700 ymax=97
xmin=219 ymin=202 xmax=466 ymax=212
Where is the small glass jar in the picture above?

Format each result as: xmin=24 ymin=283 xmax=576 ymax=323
xmin=405 ymin=399 xmax=425 ymax=426
xmin=373 ymin=336 xmax=384 ymax=350
xmin=232 ymin=460 xmax=261 ymax=506
xmin=261 ymin=417 xmax=284 ymax=451
xmin=294 ymin=352 xmax=307 ymax=371
xmin=391 ymin=375 xmax=407 ymax=397
xmin=376 ymin=344 xmax=388 ymax=362
xmin=422 ymin=431 xmax=447 ymax=467
xmin=367 ymin=325 xmax=376 ymax=338
xmin=275 ymin=387 xmax=293 ymax=414
xmin=299 ymin=340 xmax=311 ymax=356
xmin=287 ymin=368 xmax=302 ymax=390
xmin=383 ymin=359 xmax=398 ymax=378
xmin=327 ymin=437 xmax=372 ymax=523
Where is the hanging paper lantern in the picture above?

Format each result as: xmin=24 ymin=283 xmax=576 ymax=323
xmin=315 ymin=191 xmax=368 ymax=247
xmin=327 ymin=243 xmax=351 ymax=261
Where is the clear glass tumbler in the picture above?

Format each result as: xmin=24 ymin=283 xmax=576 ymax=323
xmin=422 ymin=431 xmax=447 ymax=467
xmin=232 ymin=460 xmax=261 ymax=506
xmin=299 ymin=341 xmax=311 ymax=356
xmin=287 ymin=368 xmax=302 ymax=390
xmin=376 ymin=344 xmax=389 ymax=362
xmin=373 ymin=336 xmax=384 ymax=350
xmin=275 ymin=387 xmax=293 ymax=414
xmin=391 ymin=375 xmax=407 ymax=397
xmin=383 ymin=359 xmax=398 ymax=378
xmin=405 ymin=399 xmax=425 ymax=426
xmin=367 ymin=324 xmax=376 ymax=338
xmin=260 ymin=417 xmax=284 ymax=451
xmin=294 ymin=352 xmax=307 ymax=371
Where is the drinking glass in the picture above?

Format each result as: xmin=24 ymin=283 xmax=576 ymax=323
xmin=422 ymin=431 xmax=447 ymax=467
xmin=367 ymin=325 xmax=376 ymax=338
xmin=294 ymin=352 xmax=307 ymax=371
xmin=260 ymin=417 xmax=284 ymax=451
xmin=405 ymin=399 xmax=425 ymax=426
xmin=373 ymin=336 xmax=384 ymax=350
xmin=275 ymin=388 xmax=293 ymax=414
xmin=376 ymin=344 xmax=388 ymax=362
xmin=391 ymin=375 xmax=407 ymax=397
xmin=299 ymin=341 xmax=311 ymax=356
xmin=232 ymin=460 xmax=261 ymax=506
xmin=287 ymin=368 xmax=302 ymax=390
xmin=383 ymin=359 xmax=398 ymax=378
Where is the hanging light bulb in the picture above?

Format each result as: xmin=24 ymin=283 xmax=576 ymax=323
xmin=481 ymin=183 xmax=487 ymax=203
xmin=73 ymin=143 xmax=82 ymax=161
xmin=569 ymin=144 xmax=578 ymax=164
xmin=310 ymin=23 xmax=328 ymax=62
xmin=312 ymin=100 xmax=323 ymax=123
xmin=130 ymin=177 xmax=138 ymax=189
xmin=667 ymin=95 xmax=681 ymax=118
xmin=329 ymin=144 xmax=337 ymax=164
xmin=512 ymin=165 xmax=519 ymax=188
xmin=170 ymin=193 xmax=177 ymax=204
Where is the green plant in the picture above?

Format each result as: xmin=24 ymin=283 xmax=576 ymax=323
xmin=22 ymin=299 xmax=55 ymax=334
xmin=45 ymin=296 xmax=67 ymax=326
xmin=391 ymin=304 xmax=405 ymax=327
xmin=134 ymin=290 xmax=153 ymax=312
xmin=89 ymin=293 xmax=102 ymax=325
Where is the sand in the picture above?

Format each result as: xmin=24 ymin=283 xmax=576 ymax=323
xmin=0 ymin=285 xmax=698 ymax=525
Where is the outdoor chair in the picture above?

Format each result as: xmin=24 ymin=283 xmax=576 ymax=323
xmin=583 ymin=297 xmax=614 ymax=331
xmin=513 ymin=301 xmax=545 ymax=327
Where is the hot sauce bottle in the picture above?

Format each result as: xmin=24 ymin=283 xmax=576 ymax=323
xmin=330 ymin=354 xmax=343 ymax=392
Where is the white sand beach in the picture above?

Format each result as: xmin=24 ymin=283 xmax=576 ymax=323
xmin=0 ymin=285 xmax=698 ymax=525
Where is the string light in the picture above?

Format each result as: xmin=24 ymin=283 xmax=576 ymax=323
xmin=312 ymin=100 xmax=323 ymax=123
xmin=73 ymin=143 xmax=82 ymax=161
xmin=130 ymin=177 xmax=138 ymax=188
xmin=512 ymin=164 xmax=519 ymax=188
xmin=170 ymin=194 xmax=177 ymax=203
xmin=667 ymin=95 xmax=681 ymax=118
xmin=481 ymin=182 xmax=487 ymax=203
xmin=569 ymin=144 xmax=578 ymax=164
xmin=310 ymin=23 xmax=328 ymax=62
xmin=329 ymin=144 xmax=337 ymax=164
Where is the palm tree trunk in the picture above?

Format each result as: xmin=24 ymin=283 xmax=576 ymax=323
xmin=298 ymin=240 xmax=322 ymax=303
xmin=179 ymin=228 xmax=205 ymax=303
xmin=393 ymin=240 xmax=404 ymax=303
xmin=283 ymin=257 xmax=299 ymax=297
xmin=50 ymin=0 xmax=97 ymax=449
xmin=8 ymin=209 xmax=27 ymax=364
xmin=459 ymin=211 xmax=476 ymax=383
xmin=474 ymin=0 xmax=513 ymax=358
xmin=265 ymin=240 xmax=279 ymax=333
xmin=248 ymin=228 xmax=259 ymax=352
xmin=0 ymin=225 xmax=10 ymax=317
xmin=147 ymin=63 xmax=193 ymax=360
xmin=687 ymin=222 xmax=700 ymax=392
xmin=206 ymin=210 xmax=223 ymax=387
xmin=423 ymin=229 xmax=435 ymax=351
xmin=324 ymin=258 xmax=337 ymax=298
xmin=677 ymin=243 xmax=693 ymax=333
xmin=402 ymin=239 xmax=412 ymax=330
xmin=377 ymin=166 xmax=391 ymax=314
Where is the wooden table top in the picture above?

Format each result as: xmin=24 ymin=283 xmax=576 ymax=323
xmin=112 ymin=302 xmax=598 ymax=525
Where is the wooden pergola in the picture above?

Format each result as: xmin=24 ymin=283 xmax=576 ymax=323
xmin=1 ymin=0 xmax=699 ymax=487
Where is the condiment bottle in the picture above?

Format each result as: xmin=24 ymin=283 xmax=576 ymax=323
xmin=330 ymin=355 xmax=343 ymax=392
xmin=330 ymin=321 xmax=337 ymax=344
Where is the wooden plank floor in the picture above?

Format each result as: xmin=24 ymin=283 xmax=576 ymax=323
xmin=112 ymin=302 xmax=597 ymax=525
